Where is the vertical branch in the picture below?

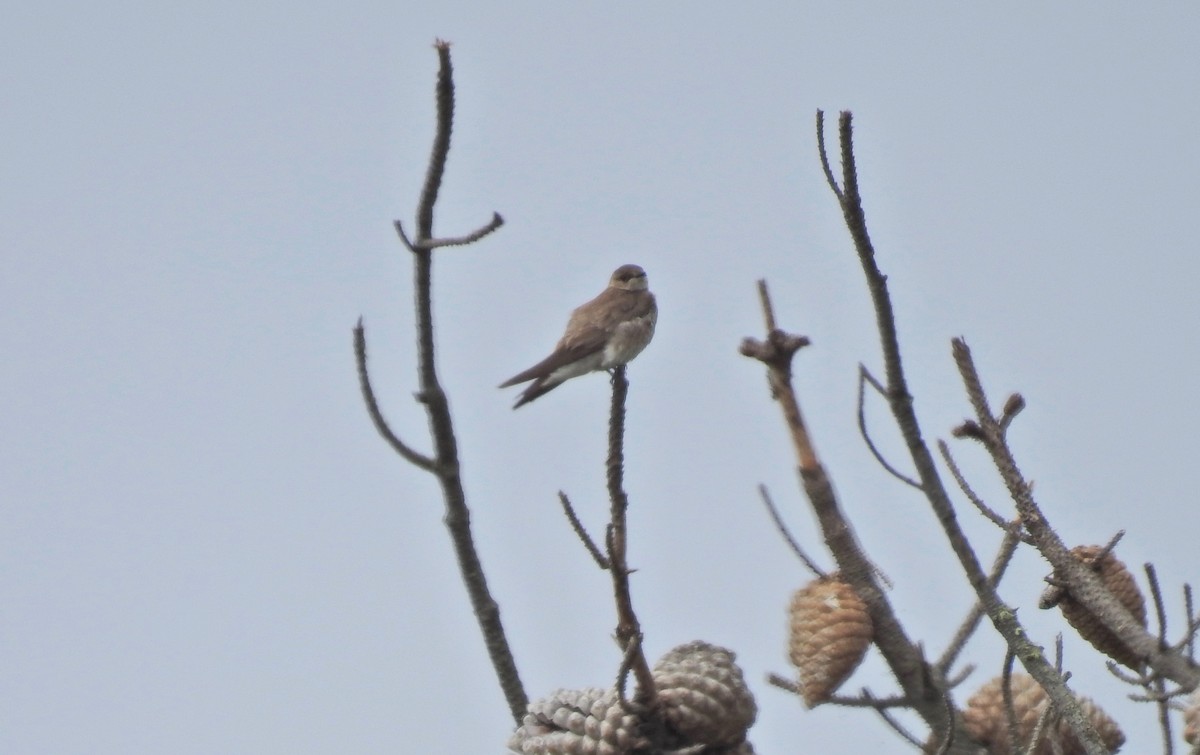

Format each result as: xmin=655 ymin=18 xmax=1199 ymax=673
xmin=605 ymin=366 xmax=656 ymax=706
xmin=416 ymin=41 xmax=454 ymax=240
xmin=357 ymin=41 xmax=526 ymax=724
xmin=816 ymin=110 xmax=1109 ymax=754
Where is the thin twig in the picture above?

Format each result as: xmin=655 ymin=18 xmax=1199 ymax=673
xmin=354 ymin=320 xmax=437 ymax=471
xmin=419 ymin=212 xmax=505 ymax=248
xmin=815 ymin=110 xmax=844 ymax=201
xmin=1147 ymin=563 xmax=1169 ymax=646
xmin=861 ymin=688 xmax=924 ymax=749
xmin=1023 ymin=702 xmax=1056 ymax=755
xmin=414 ymin=40 xmax=455 ymax=240
xmin=1187 ymin=584 xmax=1196 ymax=662
xmin=829 ymin=692 xmax=911 ymax=709
xmin=932 ymin=688 xmax=957 ymax=755
xmin=615 ymin=632 xmax=644 ymax=713
xmin=857 ymin=365 xmax=922 ymax=490
xmin=937 ymin=524 xmax=1023 ymax=675
xmin=937 ymin=439 xmax=1028 ymax=539
xmin=767 ymin=673 xmax=801 ymax=695
xmin=1002 ymin=651 xmax=1021 ymax=755
xmin=758 ymin=484 xmax=825 ymax=578
xmin=557 ymin=491 xmax=608 ymax=569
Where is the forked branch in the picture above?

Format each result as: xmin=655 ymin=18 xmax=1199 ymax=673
xmin=354 ymin=41 xmax=526 ymax=723
xmin=815 ymin=109 xmax=1108 ymax=754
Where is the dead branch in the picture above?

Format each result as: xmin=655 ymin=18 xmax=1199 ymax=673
xmin=952 ymin=337 xmax=1200 ymax=693
xmin=858 ymin=365 xmax=922 ymax=490
xmin=604 ymin=365 xmax=656 ymax=707
xmin=742 ymin=277 xmax=981 ymax=750
xmin=937 ymin=524 xmax=1023 ymax=676
xmin=815 ymin=109 xmax=1104 ymax=753
xmin=354 ymin=41 xmax=526 ymax=723
xmin=557 ymin=491 xmax=608 ymax=569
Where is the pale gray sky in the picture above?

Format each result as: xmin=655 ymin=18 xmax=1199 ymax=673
xmin=4 ymin=3 xmax=1199 ymax=753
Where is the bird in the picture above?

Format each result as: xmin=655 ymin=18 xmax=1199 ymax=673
xmin=500 ymin=264 xmax=657 ymax=409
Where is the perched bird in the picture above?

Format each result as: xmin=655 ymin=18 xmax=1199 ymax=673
xmin=500 ymin=264 xmax=657 ymax=409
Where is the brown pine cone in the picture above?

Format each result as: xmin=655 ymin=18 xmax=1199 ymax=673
xmin=1056 ymin=545 xmax=1147 ymax=669
xmin=1183 ymin=689 xmax=1200 ymax=746
xmin=962 ymin=673 xmax=1124 ymax=754
xmin=653 ymin=640 xmax=757 ymax=749
xmin=786 ymin=575 xmax=873 ymax=707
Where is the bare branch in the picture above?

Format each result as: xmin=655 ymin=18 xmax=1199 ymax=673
xmin=1187 ymin=584 xmax=1196 ymax=662
xmin=356 ymin=43 xmax=526 ymax=723
xmin=828 ymin=691 xmax=912 ymax=709
xmin=1023 ymin=702 xmax=1056 ymax=755
xmin=931 ymin=689 xmax=958 ymax=755
xmin=858 ymin=365 xmax=922 ymax=490
xmin=951 ymin=336 xmax=1198 ymax=742
xmin=815 ymin=110 xmax=1090 ymax=753
xmin=604 ymin=366 xmax=656 ymax=707
xmin=815 ymin=110 xmax=844 ymax=201
xmin=615 ymin=632 xmax=645 ymax=714
xmin=414 ymin=40 xmax=455 ymax=241
xmin=1144 ymin=563 xmax=1169 ymax=648
xmin=860 ymin=688 xmax=925 ymax=749
xmin=742 ymin=274 xmax=979 ymax=749
xmin=354 ymin=320 xmax=437 ymax=471
xmin=557 ymin=491 xmax=608 ymax=569
xmin=393 ymin=219 xmax=418 ymax=252
xmin=418 ymin=212 xmax=505 ymax=249
xmin=1002 ymin=651 xmax=1021 ymax=755
xmin=937 ymin=439 xmax=1029 ymax=540
xmin=767 ymin=673 xmax=801 ymax=695
xmin=937 ymin=525 xmax=1023 ymax=675
xmin=758 ymin=484 xmax=825 ymax=578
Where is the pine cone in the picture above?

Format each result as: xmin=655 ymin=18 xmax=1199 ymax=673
xmin=1183 ymin=689 xmax=1200 ymax=746
xmin=508 ymin=687 xmax=648 ymax=755
xmin=1056 ymin=545 xmax=1147 ymax=669
xmin=786 ymin=576 xmax=872 ymax=706
xmin=962 ymin=673 xmax=1124 ymax=754
xmin=653 ymin=640 xmax=757 ymax=749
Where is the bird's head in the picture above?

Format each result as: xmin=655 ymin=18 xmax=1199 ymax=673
xmin=609 ymin=264 xmax=648 ymax=291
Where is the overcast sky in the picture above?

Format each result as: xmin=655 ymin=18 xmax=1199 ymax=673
xmin=5 ymin=3 xmax=1200 ymax=753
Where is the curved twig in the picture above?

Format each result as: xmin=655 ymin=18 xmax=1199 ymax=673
xmin=758 ymin=484 xmax=825 ymax=578
xmin=815 ymin=110 xmax=844 ymax=202
xmin=860 ymin=688 xmax=924 ymax=749
xmin=354 ymin=320 xmax=437 ymax=471
xmin=557 ymin=491 xmax=608 ymax=569
xmin=857 ymin=365 xmax=922 ymax=490
xmin=937 ymin=439 xmax=1030 ymax=542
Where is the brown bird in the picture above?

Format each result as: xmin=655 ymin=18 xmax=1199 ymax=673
xmin=500 ymin=264 xmax=657 ymax=408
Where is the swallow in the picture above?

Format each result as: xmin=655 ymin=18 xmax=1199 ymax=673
xmin=500 ymin=264 xmax=657 ymax=408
